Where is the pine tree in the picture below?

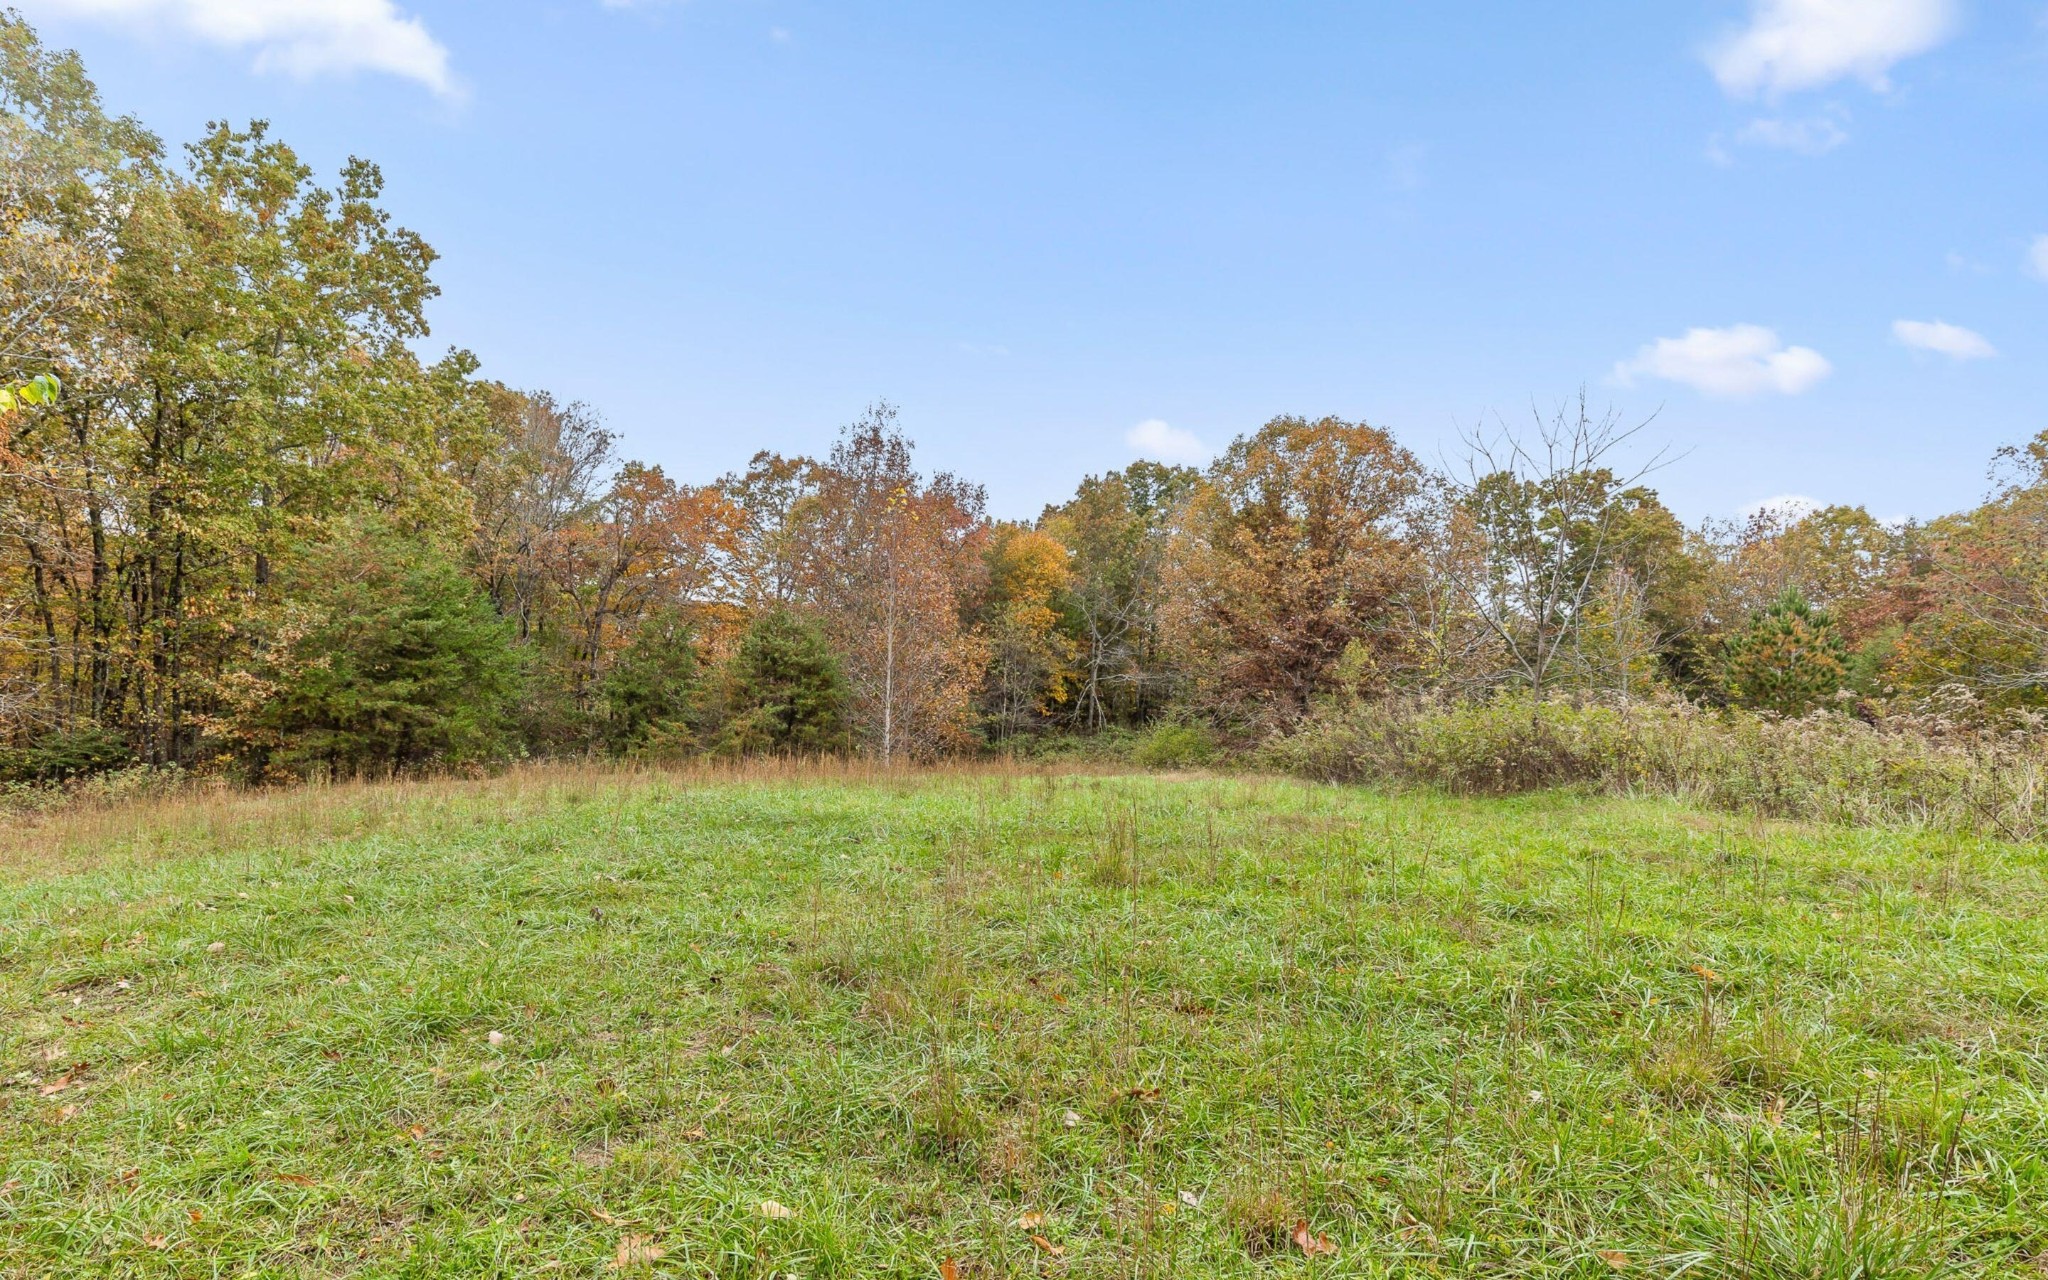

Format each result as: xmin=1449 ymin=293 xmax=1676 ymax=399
xmin=714 ymin=610 xmax=852 ymax=756
xmin=1720 ymin=588 xmax=1848 ymax=715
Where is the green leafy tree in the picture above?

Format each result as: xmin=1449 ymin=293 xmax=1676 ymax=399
xmin=713 ymin=610 xmax=851 ymax=756
xmin=0 ymin=372 xmax=58 ymax=412
xmin=1720 ymin=588 xmax=1848 ymax=716
xmin=244 ymin=529 xmax=524 ymax=776
xmin=1038 ymin=461 xmax=1198 ymax=729
xmin=2 ymin=14 xmax=473 ymax=766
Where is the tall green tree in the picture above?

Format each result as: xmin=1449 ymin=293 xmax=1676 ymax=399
xmin=1 ymin=13 xmax=479 ymax=764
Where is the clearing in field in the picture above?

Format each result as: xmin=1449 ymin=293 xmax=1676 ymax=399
xmin=2 ymin=766 xmax=2044 ymax=1277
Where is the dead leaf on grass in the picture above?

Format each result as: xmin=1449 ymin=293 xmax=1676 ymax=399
xmin=760 ymin=1200 xmax=797 ymax=1219
xmin=1029 ymin=1234 xmax=1063 ymax=1256
xmin=1015 ymin=1211 xmax=1045 ymax=1230
xmin=1292 ymin=1221 xmax=1336 ymax=1257
xmin=1597 ymin=1250 xmax=1630 ymax=1271
xmin=609 ymin=1234 xmax=665 ymax=1269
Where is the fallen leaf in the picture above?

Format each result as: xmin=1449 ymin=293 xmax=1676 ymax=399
xmin=939 ymin=1258 xmax=960 ymax=1280
xmin=143 ymin=1234 xmax=170 ymax=1250
xmin=681 ymin=1126 xmax=708 ymax=1141
xmin=405 ymin=1125 xmax=427 ymax=1140
xmin=206 ymin=942 xmax=226 ymax=954
xmin=760 ymin=1200 xmax=798 ymax=1220
xmin=1015 ymin=1211 xmax=1046 ymax=1230
xmin=1124 ymin=1086 xmax=1162 ymax=1100
xmin=1030 ymin=1234 xmax=1063 ymax=1256
xmin=38 ymin=1076 xmax=73 ymax=1097
xmin=322 ymin=1049 xmax=343 ymax=1061
xmin=331 ymin=975 xmax=351 ymax=986
xmin=272 ymin=1173 xmax=315 ymax=1186
xmin=1061 ymin=1110 xmax=1081 ymax=1128
xmin=187 ymin=1209 xmax=203 ymax=1224
xmin=590 ymin=1207 xmax=621 ymax=1225
xmin=610 ymin=1234 xmax=665 ymax=1269
xmin=487 ymin=1030 xmax=505 ymax=1046
xmin=58 ymin=1104 xmax=80 ymax=1122
xmin=1596 ymin=1249 xmax=1630 ymax=1271
xmin=1178 ymin=1190 xmax=1202 ymax=1209
xmin=1293 ymin=1221 xmax=1336 ymax=1257
xmin=1692 ymin=965 xmax=1719 ymax=983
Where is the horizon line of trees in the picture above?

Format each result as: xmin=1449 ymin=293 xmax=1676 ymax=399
xmin=7 ymin=13 xmax=2048 ymax=783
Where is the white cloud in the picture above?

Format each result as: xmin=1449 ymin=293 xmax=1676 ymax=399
xmin=1735 ymin=113 xmax=1849 ymax=154
xmin=1892 ymin=318 xmax=1996 ymax=360
xmin=1126 ymin=419 xmax=1208 ymax=466
xmin=22 ymin=0 xmax=456 ymax=95
xmin=1614 ymin=324 xmax=1832 ymax=398
xmin=2028 ymin=234 xmax=2048 ymax=282
xmin=1707 ymin=0 xmax=1958 ymax=98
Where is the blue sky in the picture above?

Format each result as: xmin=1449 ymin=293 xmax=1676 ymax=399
xmin=15 ymin=0 xmax=2048 ymax=523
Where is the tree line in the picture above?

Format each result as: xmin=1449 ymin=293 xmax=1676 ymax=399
xmin=5 ymin=14 xmax=2046 ymax=783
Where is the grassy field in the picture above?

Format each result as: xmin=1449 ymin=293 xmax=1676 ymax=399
xmin=2 ymin=764 xmax=2045 ymax=1278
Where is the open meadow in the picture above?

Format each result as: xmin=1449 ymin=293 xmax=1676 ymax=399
xmin=3 ymin=765 xmax=2046 ymax=1278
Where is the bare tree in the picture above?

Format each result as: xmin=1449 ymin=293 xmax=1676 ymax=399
xmin=1447 ymin=391 xmax=1667 ymax=713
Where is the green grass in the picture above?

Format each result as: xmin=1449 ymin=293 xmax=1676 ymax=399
xmin=3 ymin=764 xmax=2046 ymax=1277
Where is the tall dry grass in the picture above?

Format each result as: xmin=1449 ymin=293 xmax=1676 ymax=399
xmin=0 ymin=754 xmax=1135 ymax=879
xmin=1264 ymin=693 xmax=2048 ymax=839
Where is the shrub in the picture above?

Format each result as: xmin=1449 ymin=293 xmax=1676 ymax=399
xmin=0 ymin=724 xmax=132 ymax=782
xmin=1263 ymin=692 xmax=2048 ymax=839
xmin=0 ymin=763 xmax=186 ymax=817
xmin=1132 ymin=721 xmax=1218 ymax=769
